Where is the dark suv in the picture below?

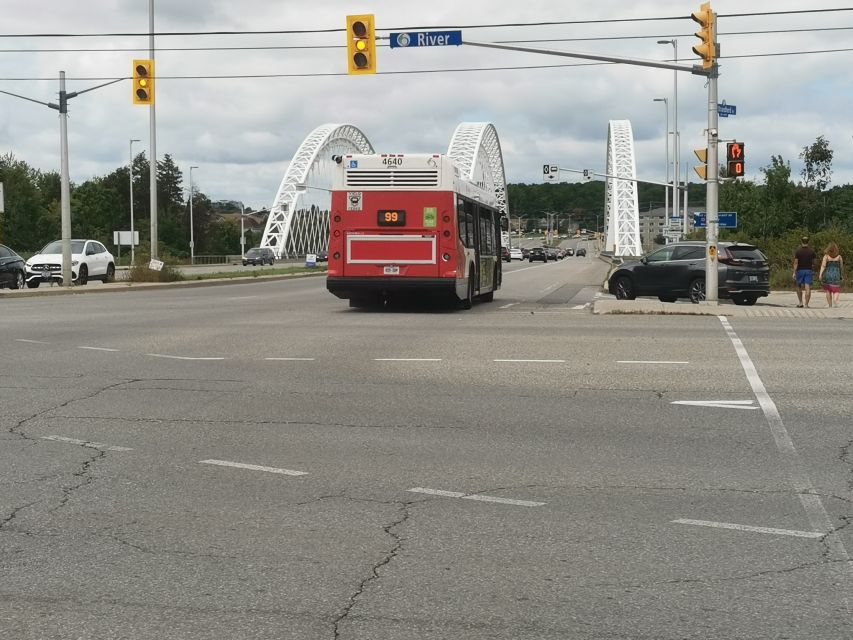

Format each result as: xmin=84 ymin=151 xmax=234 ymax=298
xmin=243 ymin=247 xmax=275 ymax=266
xmin=607 ymin=241 xmax=770 ymax=305
xmin=528 ymin=247 xmax=548 ymax=263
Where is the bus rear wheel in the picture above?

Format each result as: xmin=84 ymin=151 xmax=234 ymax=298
xmin=460 ymin=272 xmax=474 ymax=310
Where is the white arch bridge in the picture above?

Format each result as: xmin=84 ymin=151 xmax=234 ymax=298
xmin=260 ymin=122 xmax=508 ymax=259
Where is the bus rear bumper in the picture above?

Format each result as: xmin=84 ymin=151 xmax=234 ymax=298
xmin=327 ymin=276 xmax=461 ymax=300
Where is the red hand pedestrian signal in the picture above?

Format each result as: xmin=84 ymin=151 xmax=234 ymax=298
xmin=726 ymin=142 xmax=745 ymax=177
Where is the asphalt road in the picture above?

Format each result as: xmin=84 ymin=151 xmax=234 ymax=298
xmin=2 ymin=256 xmax=851 ymax=639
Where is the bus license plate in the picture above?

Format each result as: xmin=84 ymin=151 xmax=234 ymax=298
xmin=384 ymin=266 xmax=400 ymax=275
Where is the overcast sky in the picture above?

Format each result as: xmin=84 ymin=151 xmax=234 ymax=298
xmin=1 ymin=1 xmax=851 ymax=211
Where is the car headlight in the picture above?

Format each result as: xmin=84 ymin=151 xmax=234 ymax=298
xmin=71 ymin=260 xmax=79 ymax=266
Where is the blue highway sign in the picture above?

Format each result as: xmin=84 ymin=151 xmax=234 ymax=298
xmin=693 ymin=212 xmax=737 ymax=228
xmin=390 ymin=31 xmax=462 ymax=48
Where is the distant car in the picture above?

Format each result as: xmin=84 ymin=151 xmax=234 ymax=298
xmin=509 ymin=248 xmax=524 ymax=261
xmin=25 ymin=239 xmax=115 ymax=287
xmin=521 ymin=248 xmax=530 ymax=259
xmin=607 ymin=241 xmax=770 ymax=305
xmin=501 ymin=246 xmax=511 ymax=262
xmin=243 ymin=247 xmax=275 ymax=266
xmin=576 ymin=248 xmax=587 ymax=257
xmin=545 ymin=248 xmax=558 ymax=261
xmin=315 ymin=250 xmax=328 ymax=262
xmin=565 ymin=247 xmax=574 ymax=256
xmin=528 ymin=247 xmax=548 ymax=263
xmin=0 ymin=244 xmax=26 ymax=290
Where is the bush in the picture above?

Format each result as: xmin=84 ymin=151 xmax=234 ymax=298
xmin=125 ymin=249 xmax=185 ymax=283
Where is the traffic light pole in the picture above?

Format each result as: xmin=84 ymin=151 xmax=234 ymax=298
xmin=705 ymin=66 xmax=720 ymax=303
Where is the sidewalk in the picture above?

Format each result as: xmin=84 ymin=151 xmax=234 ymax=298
xmin=594 ymin=290 xmax=853 ymax=319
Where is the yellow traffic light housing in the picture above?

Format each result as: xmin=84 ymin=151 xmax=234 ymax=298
xmin=691 ymin=2 xmax=717 ymax=70
xmin=726 ymin=142 xmax=745 ymax=177
xmin=694 ymin=148 xmax=708 ymax=180
xmin=133 ymin=59 xmax=155 ymax=105
xmin=346 ymin=15 xmax=377 ymax=75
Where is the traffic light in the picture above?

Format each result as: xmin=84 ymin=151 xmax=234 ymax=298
xmin=132 ymin=59 xmax=155 ymax=105
xmin=726 ymin=142 xmax=745 ymax=177
xmin=691 ymin=2 xmax=717 ymax=70
xmin=346 ymin=15 xmax=377 ymax=75
xmin=693 ymin=148 xmax=708 ymax=180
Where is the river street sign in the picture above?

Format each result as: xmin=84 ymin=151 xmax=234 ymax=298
xmin=390 ymin=31 xmax=463 ymax=48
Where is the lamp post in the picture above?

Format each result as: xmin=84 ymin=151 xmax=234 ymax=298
xmin=239 ymin=202 xmax=246 ymax=258
xmin=652 ymin=97 xmax=670 ymax=234
xmin=188 ymin=165 xmax=198 ymax=264
xmin=658 ymin=39 xmax=681 ymax=237
xmin=129 ymin=138 xmax=140 ymax=265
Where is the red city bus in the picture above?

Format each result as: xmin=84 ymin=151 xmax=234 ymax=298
xmin=326 ymin=153 xmax=503 ymax=308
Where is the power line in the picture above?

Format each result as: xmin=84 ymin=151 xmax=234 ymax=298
xmin=3 ymin=25 xmax=852 ymax=54
xmin=2 ymin=46 xmax=851 ymax=82
xmin=0 ymin=8 xmax=851 ymax=38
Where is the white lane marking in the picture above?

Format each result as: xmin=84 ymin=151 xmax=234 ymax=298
xmin=718 ymin=315 xmax=852 ymax=611
xmin=673 ymin=518 xmax=825 ymax=539
xmin=407 ymin=487 xmax=545 ymax=507
xmin=16 ymin=339 xmax=50 ymax=344
xmin=374 ymin=358 xmax=442 ymax=362
xmin=265 ymin=357 xmax=316 ymax=361
xmin=618 ymin=360 xmax=689 ymax=364
xmin=493 ymin=359 xmax=565 ymax=363
xmin=504 ymin=263 xmax=549 ymax=274
xmin=146 ymin=354 xmax=225 ymax=361
xmin=499 ymin=302 xmax=519 ymax=309
xmin=41 ymin=435 xmax=132 ymax=452
xmin=200 ymin=459 xmax=307 ymax=476
xmin=671 ymin=400 xmax=759 ymax=410
xmin=539 ymin=282 xmax=560 ymax=294
xmin=79 ymin=346 xmax=120 ymax=352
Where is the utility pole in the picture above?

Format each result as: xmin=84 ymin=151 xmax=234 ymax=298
xmin=58 ymin=72 xmax=72 ymax=286
xmin=148 ymin=0 xmax=158 ymax=260
xmin=129 ymin=138 xmax=140 ymax=265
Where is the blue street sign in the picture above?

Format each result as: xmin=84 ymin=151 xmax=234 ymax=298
xmin=390 ymin=30 xmax=462 ymax=48
xmin=693 ymin=212 xmax=737 ymax=228
xmin=717 ymin=101 xmax=737 ymax=117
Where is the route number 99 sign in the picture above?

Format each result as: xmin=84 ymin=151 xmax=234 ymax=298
xmin=726 ymin=142 xmax=745 ymax=177
xmin=377 ymin=210 xmax=406 ymax=226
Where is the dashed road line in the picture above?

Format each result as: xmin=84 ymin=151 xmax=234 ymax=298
xmin=408 ymin=487 xmax=545 ymax=507
xmin=41 ymin=435 xmax=132 ymax=452
xmin=671 ymin=399 xmax=759 ymax=410
xmin=374 ymin=358 xmax=443 ymax=362
xmin=499 ymin=302 xmax=519 ymax=309
xmin=146 ymin=353 xmax=226 ymax=361
xmin=79 ymin=346 xmax=120 ymax=352
xmin=16 ymin=339 xmax=50 ymax=344
xmin=493 ymin=359 xmax=565 ymax=363
xmin=200 ymin=459 xmax=307 ymax=476
xmin=672 ymin=518 xmax=825 ymax=539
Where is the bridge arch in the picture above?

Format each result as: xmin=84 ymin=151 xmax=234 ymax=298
xmin=604 ymin=120 xmax=641 ymax=256
xmin=447 ymin=122 xmax=508 ymax=218
xmin=260 ymin=123 xmax=374 ymax=258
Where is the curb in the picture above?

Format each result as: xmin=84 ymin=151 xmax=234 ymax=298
xmin=593 ymin=299 xmax=853 ymax=319
xmin=0 ymin=270 xmax=327 ymax=298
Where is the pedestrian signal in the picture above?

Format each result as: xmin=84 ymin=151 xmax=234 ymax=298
xmin=726 ymin=142 xmax=745 ymax=177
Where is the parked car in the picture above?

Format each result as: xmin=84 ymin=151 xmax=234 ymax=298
xmin=607 ymin=241 xmax=770 ymax=305
xmin=25 ymin=239 xmax=115 ymax=287
xmin=501 ymin=246 xmax=511 ymax=262
xmin=0 ymin=244 xmax=26 ymax=290
xmin=243 ymin=247 xmax=275 ymax=266
xmin=509 ymin=248 xmax=524 ymax=261
xmin=528 ymin=247 xmax=548 ymax=263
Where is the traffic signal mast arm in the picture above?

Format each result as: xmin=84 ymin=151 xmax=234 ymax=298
xmin=552 ymin=166 xmax=683 ymax=190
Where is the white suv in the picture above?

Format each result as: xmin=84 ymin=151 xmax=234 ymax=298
xmin=26 ymin=239 xmax=116 ymax=287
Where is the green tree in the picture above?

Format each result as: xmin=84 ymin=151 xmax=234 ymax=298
xmin=799 ymin=135 xmax=833 ymax=191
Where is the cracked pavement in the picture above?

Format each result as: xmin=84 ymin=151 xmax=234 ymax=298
xmin=0 ymin=273 xmax=851 ymax=638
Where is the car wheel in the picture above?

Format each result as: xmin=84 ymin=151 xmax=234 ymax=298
xmin=732 ymin=294 xmax=757 ymax=306
xmin=658 ymin=295 xmax=677 ymax=303
xmin=12 ymin=270 xmax=25 ymax=290
xmin=77 ymin=265 xmax=88 ymax=285
xmin=688 ymin=278 xmax=705 ymax=304
xmin=104 ymin=263 xmax=115 ymax=283
xmin=613 ymin=276 xmax=636 ymax=300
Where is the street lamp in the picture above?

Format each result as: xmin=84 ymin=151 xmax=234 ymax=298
xmin=658 ymin=39 xmax=681 ymax=237
xmin=652 ymin=97 xmax=670 ymax=233
xmin=188 ymin=165 xmax=198 ymax=264
xmin=129 ymin=138 xmax=140 ymax=265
